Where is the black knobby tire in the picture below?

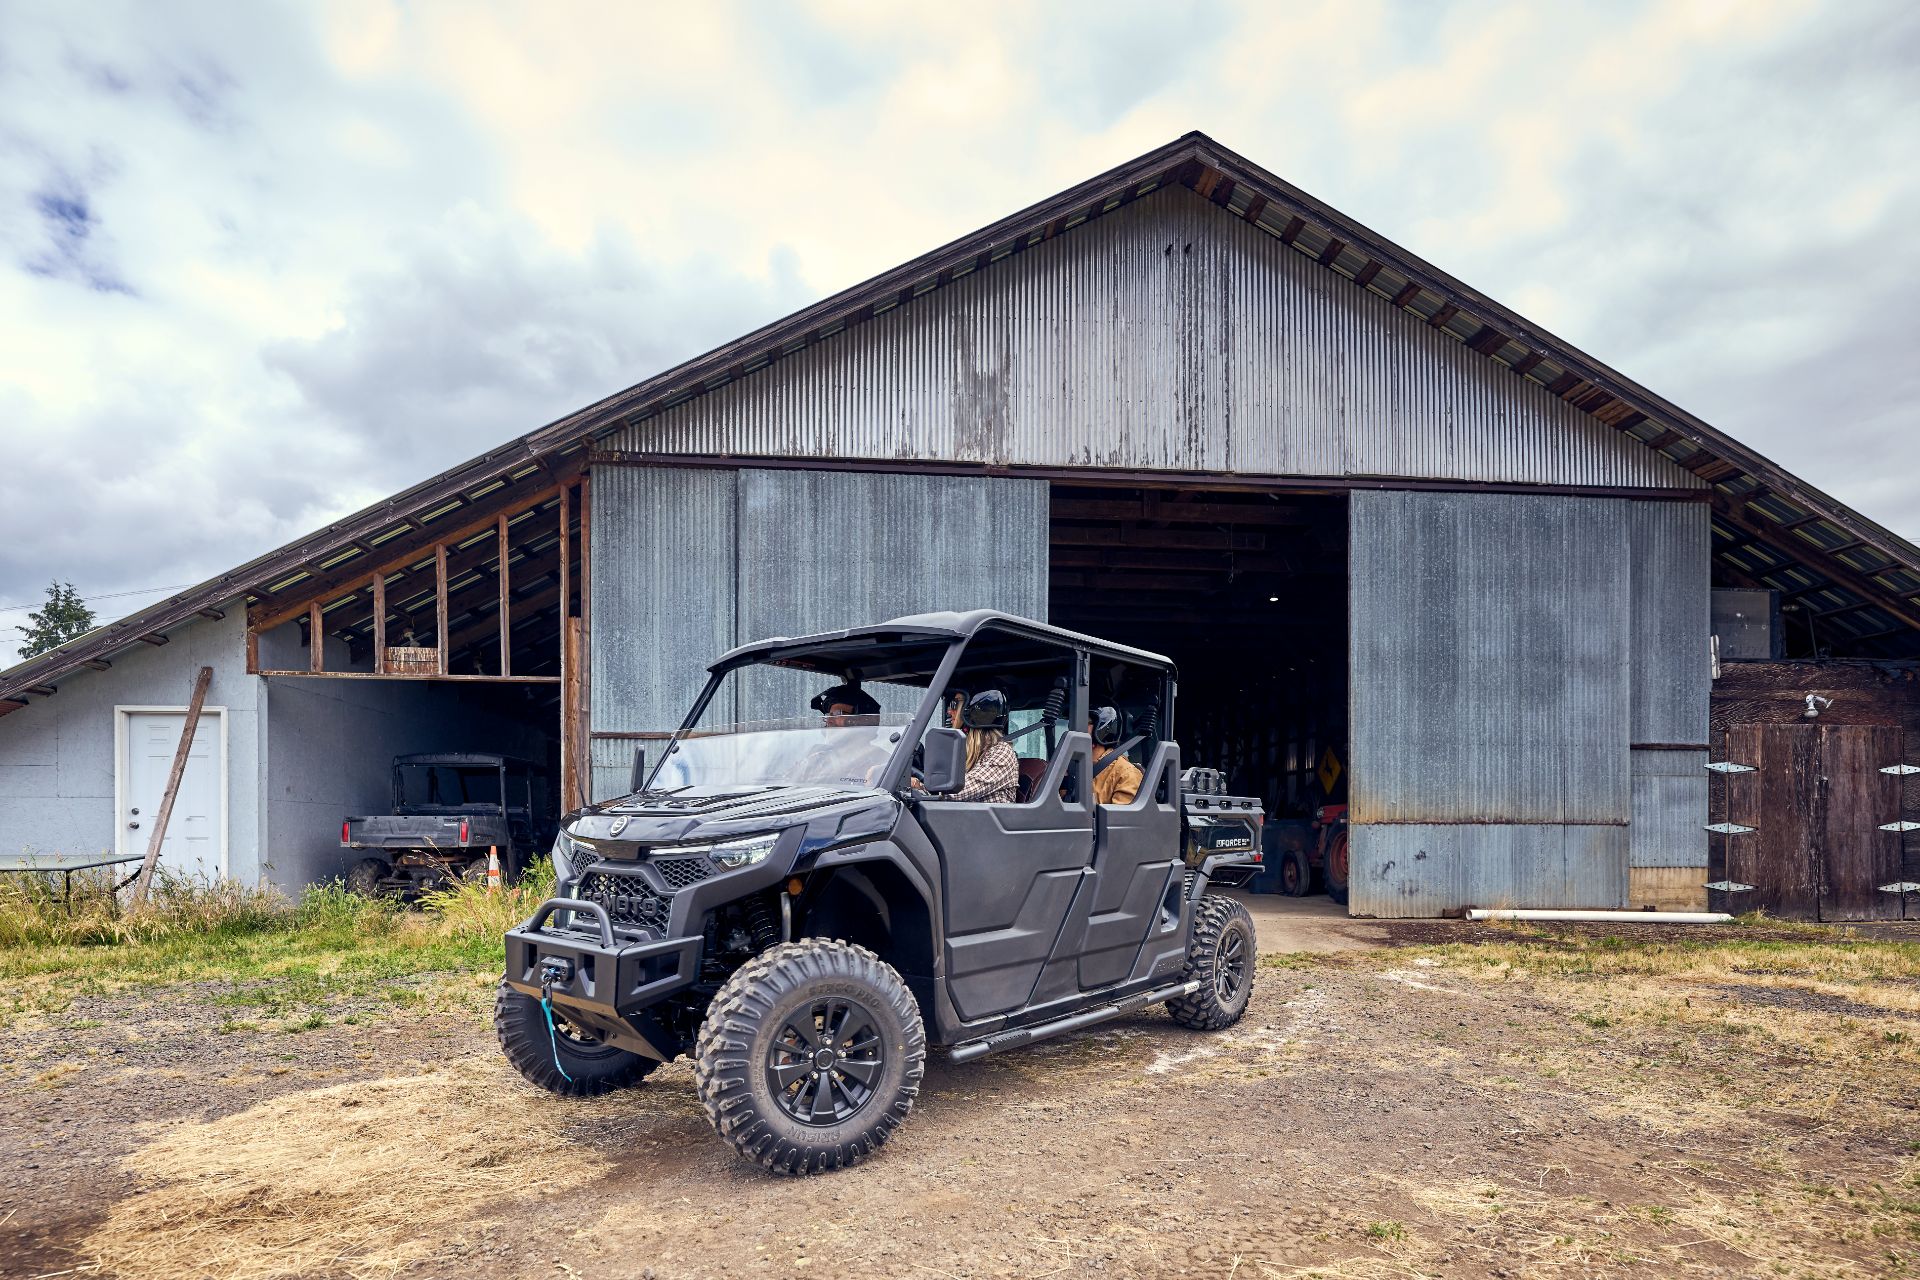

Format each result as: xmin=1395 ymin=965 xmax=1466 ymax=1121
xmin=1168 ymin=894 xmax=1256 ymax=1031
xmin=344 ymin=856 xmax=389 ymax=897
xmin=693 ymin=939 xmax=925 ymax=1176
xmin=494 ymin=981 xmax=659 ymax=1097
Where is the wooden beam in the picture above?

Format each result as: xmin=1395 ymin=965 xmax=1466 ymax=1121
xmin=1721 ymin=502 xmax=1920 ymax=636
xmin=1352 ymin=260 xmax=1383 ymax=289
xmin=1390 ymin=282 xmax=1421 ymax=309
xmin=372 ymin=570 xmax=387 ymax=675
xmin=245 ymin=627 xmax=259 ymax=676
xmin=1510 ymin=351 xmax=1546 ymax=378
xmin=558 ymin=483 xmax=573 ymax=808
xmin=247 ymin=482 xmax=560 ymax=630
xmin=26 ymin=685 xmax=56 ymax=697
xmin=1317 ymin=238 xmax=1345 ymax=266
xmin=1426 ymin=302 xmax=1459 ymax=330
xmin=577 ymin=475 xmax=591 ymax=811
xmin=0 ymin=699 xmax=25 ymax=718
xmin=308 ymin=602 xmax=323 ymax=673
xmin=497 ymin=514 xmax=511 ymax=677
xmin=83 ymin=658 xmax=111 ymax=672
xmin=435 ymin=543 xmax=449 ymax=676
xmin=139 ymin=634 xmax=168 ymax=647
xmin=196 ymin=608 xmax=226 ymax=622
xmin=1239 ymin=193 xmax=1268 ymax=224
xmin=256 ymin=669 xmax=559 ymax=684
xmin=1278 ymin=215 xmax=1306 ymax=245
xmin=130 ymin=665 xmax=213 ymax=909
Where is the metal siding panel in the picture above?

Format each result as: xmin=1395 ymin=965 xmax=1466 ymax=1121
xmin=588 ymin=466 xmax=738 ymax=736
xmin=1350 ymin=824 xmax=1628 ymax=917
xmin=733 ymin=470 xmax=1048 ymax=722
xmin=612 ymin=187 xmax=1701 ymax=491
xmin=1629 ymin=502 xmax=1711 ymax=745
xmin=1349 ymin=491 xmax=1630 ymax=827
xmin=589 ymin=735 xmax=641 ymax=805
xmin=1630 ymin=748 xmax=1709 ymax=868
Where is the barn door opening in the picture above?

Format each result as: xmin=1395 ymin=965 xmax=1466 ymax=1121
xmin=1047 ymin=483 xmax=1350 ymax=901
xmin=1717 ymin=722 xmax=1906 ymax=921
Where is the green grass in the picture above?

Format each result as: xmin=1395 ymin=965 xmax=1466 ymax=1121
xmin=0 ymin=865 xmax=554 ymax=1028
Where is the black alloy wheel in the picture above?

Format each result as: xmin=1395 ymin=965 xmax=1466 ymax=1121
xmin=765 ymin=996 xmax=886 ymax=1126
xmin=1168 ymin=894 xmax=1257 ymax=1031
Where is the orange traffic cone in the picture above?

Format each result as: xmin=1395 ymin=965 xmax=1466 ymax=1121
xmin=486 ymin=846 xmax=502 ymax=893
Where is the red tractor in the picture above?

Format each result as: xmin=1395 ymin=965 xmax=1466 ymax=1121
xmin=1263 ymin=802 xmax=1348 ymax=905
xmin=1315 ymin=803 xmax=1349 ymax=906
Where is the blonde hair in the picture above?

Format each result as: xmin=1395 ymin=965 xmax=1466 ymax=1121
xmin=965 ymin=727 xmax=1005 ymax=772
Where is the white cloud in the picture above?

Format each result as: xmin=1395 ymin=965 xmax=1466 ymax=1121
xmin=1 ymin=0 xmax=1916 ymax=625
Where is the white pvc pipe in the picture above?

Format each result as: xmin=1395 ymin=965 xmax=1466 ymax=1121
xmin=1466 ymin=908 xmax=1733 ymax=924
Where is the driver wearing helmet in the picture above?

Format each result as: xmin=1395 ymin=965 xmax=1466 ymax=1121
xmin=928 ymin=688 xmax=1019 ymax=804
xmin=798 ymin=682 xmax=885 ymax=784
xmin=1088 ymin=706 xmax=1143 ymax=806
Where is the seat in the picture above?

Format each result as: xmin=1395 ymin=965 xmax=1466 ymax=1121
xmin=1016 ymin=757 xmax=1049 ymax=804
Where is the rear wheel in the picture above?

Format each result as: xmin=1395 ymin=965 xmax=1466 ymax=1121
xmin=1278 ymin=846 xmax=1312 ymax=897
xmin=1324 ymin=827 xmax=1350 ymax=906
xmin=344 ymin=856 xmax=389 ymax=897
xmin=494 ymin=982 xmax=658 ymax=1097
xmin=1168 ymin=894 xmax=1256 ymax=1031
xmin=694 ymin=939 xmax=925 ymax=1176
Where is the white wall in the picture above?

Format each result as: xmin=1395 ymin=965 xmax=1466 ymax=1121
xmin=0 ymin=609 xmax=265 ymax=876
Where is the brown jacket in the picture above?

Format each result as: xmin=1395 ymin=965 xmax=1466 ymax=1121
xmin=1092 ymin=750 xmax=1142 ymax=806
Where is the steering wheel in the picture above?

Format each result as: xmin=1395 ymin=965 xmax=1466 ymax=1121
xmin=908 ymin=742 xmax=927 ymax=787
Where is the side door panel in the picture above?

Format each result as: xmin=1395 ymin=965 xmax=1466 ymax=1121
xmin=916 ymin=742 xmax=1094 ymax=1022
xmin=1035 ymin=743 xmax=1185 ymax=1001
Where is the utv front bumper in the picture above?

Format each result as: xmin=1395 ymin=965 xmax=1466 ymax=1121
xmin=502 ymin=897 xmax=701 ymax=1024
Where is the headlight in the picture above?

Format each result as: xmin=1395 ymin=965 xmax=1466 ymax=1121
xmin=653 ymin=832 xmax=781 ymax=870
xmin=552 ymin=828 xmax=594 ymax=883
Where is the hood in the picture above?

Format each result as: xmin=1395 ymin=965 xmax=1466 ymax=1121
xmin=566 ymin=784 xmax=893 ymax=853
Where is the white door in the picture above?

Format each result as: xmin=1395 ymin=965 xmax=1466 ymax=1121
xmin=119 ymin=709 xmax=225 ymax=880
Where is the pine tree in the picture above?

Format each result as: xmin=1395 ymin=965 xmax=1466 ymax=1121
xmin=15 ymin=581 xmax=95 ymax=660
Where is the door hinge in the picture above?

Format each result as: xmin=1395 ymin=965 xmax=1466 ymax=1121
xmin=1705 ymin=822 xmax=1755 ymax=835
xmin=1878 ymin=820 xmax=1920 ymax=833
xmin=1704 ymin=880 xmax=1755 ymax=893
xmin=1881 ymin=763 xmax=1920 ymax=776
xmin=1879 ymin=882 xmax=1920 ymax=895
xmin=1705 ymin=761 xmax=1755 ymax=775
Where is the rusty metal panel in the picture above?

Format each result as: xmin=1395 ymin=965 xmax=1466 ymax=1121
xmin=610 ymin=186 xmax=1701 ymax=491
xmin=1349 ymin=490 xmax=1631 ymax=826
xmin=1630 ymin=748 xmax=1708 ymax=868
xmin=588 ymin=465 xmax=737 ymax=737
xmin=731 ymin=469 xmax=1049 ymax=721
xmin=1350 ymin=824 xmax=1629 ymax=917
xmin=1630 ymin=502 xmax=1711 ymax=745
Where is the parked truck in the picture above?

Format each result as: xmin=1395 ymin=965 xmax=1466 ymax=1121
xmin=493 ymin=611 xmax=1262 ymax=1175
xmin=342 ymin=753 xmax=554 ymax=898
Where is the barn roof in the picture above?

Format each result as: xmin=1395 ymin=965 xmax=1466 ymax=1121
xmin=5 ymin=130 xmax=1917 ymax=711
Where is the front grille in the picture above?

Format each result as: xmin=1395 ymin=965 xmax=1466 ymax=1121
xmin=575 ymin=868 xmax=672 ymax=935
xmin=650 ymin=854 xmax=717 ymax=889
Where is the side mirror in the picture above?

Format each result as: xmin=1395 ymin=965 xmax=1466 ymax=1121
xmin=629 ymin=746 xmax=647 ymax=793
xmin=919 ymin=727 xmax=967 ymax=794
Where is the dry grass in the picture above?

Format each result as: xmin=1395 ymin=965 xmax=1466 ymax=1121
xmin=83 ymin=1058 xmax=613 ymax=1280
xmin=0 ymin=867 xmax=288 ymax=947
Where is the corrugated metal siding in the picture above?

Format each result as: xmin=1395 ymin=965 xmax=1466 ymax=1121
xmin=610 ymin=186 xmax=1702 ymax=491
xmin=589 ymin=466 xmax=739 ymax=736
xmin=588 ymin=466 xmax=1049 ymax=767
xmin=1630 ymin=749 xmax=1708 ymax=868
xmin=1351 ymin=824 xmax=1629 ymax=917
xmin=1348 ymin=490 xmax=1635 ymax=916
xmin=1629 ymin=502 xmax=1711 ymax=745
xmin=1349 ymin=490 xmax=1631 ymax=825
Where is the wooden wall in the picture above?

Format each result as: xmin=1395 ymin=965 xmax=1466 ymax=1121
xmin=1709 ymin=661 xmax=1920 ymax=890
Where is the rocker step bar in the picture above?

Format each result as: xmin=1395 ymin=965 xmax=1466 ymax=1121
xmin=948 ymin=978 xmax=1203 ymax=1064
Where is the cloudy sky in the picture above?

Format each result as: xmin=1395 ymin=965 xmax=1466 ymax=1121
xmin=2 ymin=0 xmax=1915 ymax=633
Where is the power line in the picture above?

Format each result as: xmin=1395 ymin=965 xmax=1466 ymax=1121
xmin=0 ymin=583 xmax=197 ymax=615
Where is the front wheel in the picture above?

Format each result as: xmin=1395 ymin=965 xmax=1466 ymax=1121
xmin=693 ymin=940 xmax=925 ymax=1176
xmin=1168 ymin=894 xmax=1256 ymax=1031
xmin=494 ymin=982 xmax=659 ymax=1097
xmin=344 ymin=856 xmax=389 ymax=897
xmin=1324 ymin=827 xmax=1350 ymax=906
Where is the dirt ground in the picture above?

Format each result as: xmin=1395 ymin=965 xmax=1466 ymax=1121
xmin=6 ymin=911 xmax=1920 ymax=1280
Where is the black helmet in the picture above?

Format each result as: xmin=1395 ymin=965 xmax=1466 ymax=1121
xmin=810 ymin=683 xmax=880 ymax=716
xmin=1090 ymin=705 xmax=1124 ymax=747
xmin=959 ymin=688 xmax=1008 ymax=731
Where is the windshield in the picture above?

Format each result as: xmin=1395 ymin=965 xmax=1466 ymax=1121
xmin=652 ymin=714 xmax=916 ymax=790
xmin=396 ymin=764 xmax=502 ymax=809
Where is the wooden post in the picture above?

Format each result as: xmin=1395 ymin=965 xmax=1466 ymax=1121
xmin=245 ymin=626 xmax=259 ymax=676
xmin=435 ymin=542 xmax=450 ymax=676
xmin=130 ymin=666 xmax=214 ymax=908
xmin=577 ymin=476 xmax=591 ymax=809
xmin=372 ymin=571 xmax=387 ymax=675
xmin=558 ymin=485 xmax=573 ymax=802
xmin=497 ymin=513 xmax=511 ymax=677
xmin=308 ymin=603 xmax=323 ymax=673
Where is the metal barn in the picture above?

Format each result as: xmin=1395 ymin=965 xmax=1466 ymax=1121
xmin=4 ymin=133 xmax=1916 ymax=915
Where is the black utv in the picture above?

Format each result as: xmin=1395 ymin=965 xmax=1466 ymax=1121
xmin=494 ymin=611 xmax=1261 ymax=1175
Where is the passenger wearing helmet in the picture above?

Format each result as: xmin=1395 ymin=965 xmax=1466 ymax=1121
xmin=927 ymin=688 xmax=1019 ymax=804
xmin=1089 ymin=706 xmax=1143 ymax=806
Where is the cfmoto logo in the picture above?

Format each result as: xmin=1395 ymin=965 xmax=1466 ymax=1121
xmin=609 ymin=816 xmax=629 ymax=837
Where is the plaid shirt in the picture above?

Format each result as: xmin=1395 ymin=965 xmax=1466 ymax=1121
xmin=949 ymin=738 xmax=1020 ymax=804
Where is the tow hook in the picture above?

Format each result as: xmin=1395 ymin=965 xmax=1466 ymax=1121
xmin=539 ymin=956 xmax=574 ymax=989
xmin=537 ymin=957 xmax=577 ymax=1085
